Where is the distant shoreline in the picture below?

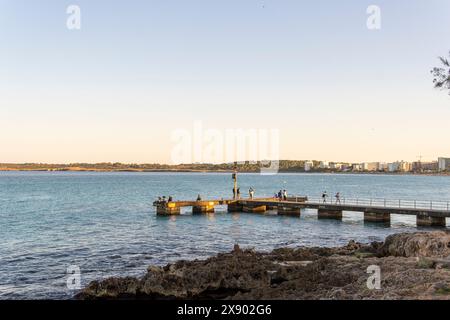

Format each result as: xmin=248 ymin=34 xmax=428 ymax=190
xmin=0 ymin=167 xmax=449 ymax=176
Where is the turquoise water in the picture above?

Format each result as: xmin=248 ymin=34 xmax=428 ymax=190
xmin=1 ymin=171 xmax=449 ymax=299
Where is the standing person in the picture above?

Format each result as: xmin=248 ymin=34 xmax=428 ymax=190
xmin=283 ymin=189 xmax=288 ymax=201
xmin=249 ymin=187 xmax=254 ymax=199
xmin=278 ymin=190 xmax=282 ymax=201
xmin=197 ymin=194 xmax=202 ymax=201
xmin=335 ymin=192 xmax=341 ymax=204
xmin=322 ymin=191 xmax=328 ymax=203
xmin=237 ymin=188 xmax=241 ymax=199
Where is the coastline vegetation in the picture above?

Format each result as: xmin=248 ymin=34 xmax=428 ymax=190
xmin=0 ymin=161 xmax=448 ymax=175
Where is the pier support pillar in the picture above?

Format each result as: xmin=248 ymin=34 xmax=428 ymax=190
xmin=277 ymin=206 xmax=301 ymax=217
xmin=318 ymin=209 xmax=342 ymax=220
xmin=227 ymin=202 xmax=243 ymax=213
xmin=364 ymin=211 xmax=391 ymax=223
xmin=156 ymin=204 xmax=180 ymax=216
xmin=192 ymin=205 xmax=215 ymax=214
xmin=243 ymin=205 xmax=267 ymax=214
xmin=417 ymin=214 xmax=446 ymax=227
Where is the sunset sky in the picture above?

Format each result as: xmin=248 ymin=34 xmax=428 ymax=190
xmin=1 ymin=0 xmax=450 ymax=164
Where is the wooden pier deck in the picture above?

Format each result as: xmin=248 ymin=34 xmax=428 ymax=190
xmin=153 ymin=196 xmax=450 ymax=227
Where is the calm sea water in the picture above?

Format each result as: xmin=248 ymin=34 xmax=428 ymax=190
xmin=1 ymin=171 xmax=449 ymax=299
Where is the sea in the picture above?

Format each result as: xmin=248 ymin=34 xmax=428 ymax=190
xmin=1 ymin=171 xmax=449 ymax=299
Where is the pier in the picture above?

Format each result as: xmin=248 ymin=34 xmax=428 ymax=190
xmin=153 ymin=196 xmax=450 ymax=227
xmin=153 ymin=171 xmax=450 ymax=227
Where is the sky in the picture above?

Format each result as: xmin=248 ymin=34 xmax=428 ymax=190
xmin=1 ymin=0 xmax=450 ymax=164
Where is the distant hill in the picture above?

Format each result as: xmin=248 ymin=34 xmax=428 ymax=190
xmin=0 ymin=161 xmax=312 ymax=172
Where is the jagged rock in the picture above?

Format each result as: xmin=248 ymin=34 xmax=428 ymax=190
xmin=76 ymin=231 xmax=450 ymax=300
xmin=378 ymin=231 xmax=450 ymax=258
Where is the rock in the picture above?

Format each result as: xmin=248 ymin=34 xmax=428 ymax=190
xmin=76 ymin=232 xmax=450 ymax=300
xmin=378 ymin=231 xmax=450 ymax=258
xmin=274 ymin=261 xmax=313 ymax=267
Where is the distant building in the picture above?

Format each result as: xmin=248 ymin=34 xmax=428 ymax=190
xmin=352 ymin=163 xmax=363 ymax=172
xmin=399 ymin=161 xmax=412 ymax=172
xmin=387 ymin=162 xmax=399 ymax=172
xmin=423 ymin=162 xmax=438 ymax=171
xmin=412 ymin=161 xmax=438 ymax=172
xmin=387 ymin=161 xmax=411 ymax=172
xmin=329 ymin=162 xmax=344 ymax=170
xmin=362 ymin=162 xmax=379 ymax=172
xmin=378 ymin=162 xmax=388 ymax=171
xmin=319 ymin=161 xmax=329 ymax=169
xmin=396 ymin=161 xmax=411 ymax=172
xmin=438 ymin=157 xmax=450 ymax=171
xmin=304 ymin=160 xmax=314 ymax=172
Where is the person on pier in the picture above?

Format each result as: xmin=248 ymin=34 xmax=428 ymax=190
xmin=335 ymin=192 xmax=341 ymax=204
xmin=249 ymin=187 xmax=255 ymax=199
xmin=322 ymin=191 xmax=328 ymax=203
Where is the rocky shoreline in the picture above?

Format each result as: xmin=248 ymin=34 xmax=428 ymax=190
xmin=76 ymin=231 xmax=450 ymax=300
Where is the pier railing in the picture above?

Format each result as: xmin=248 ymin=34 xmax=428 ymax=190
xmin=300 ymin=196 xmax=450 ymax=211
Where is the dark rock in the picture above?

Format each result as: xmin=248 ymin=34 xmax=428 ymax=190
xmin=378 ymin=231 xmax=450 ymax=258
xmin=76 ymin=231 xmax=450 ymax=300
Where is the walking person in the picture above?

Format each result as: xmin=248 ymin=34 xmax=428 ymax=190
xmin=335 ymin=192 xmax=341 ymax=205
xmin=322 ymin=191 xmax=328 ymax=203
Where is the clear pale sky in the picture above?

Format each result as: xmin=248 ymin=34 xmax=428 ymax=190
xmin=1 ymin=0 xmax=449 ymax=164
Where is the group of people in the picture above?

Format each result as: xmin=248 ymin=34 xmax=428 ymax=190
xmin=232 ymin=187 xmax=255 ymax=199
xmin=155 ymin=195 xmax=173 ymax=204
xmin=274 ymin=189 xmax=288 ymax=201
xmin=321 ymin=191 xmax=341 ymax=204
xmin=156 ymin=190 xmax=342 ymax=205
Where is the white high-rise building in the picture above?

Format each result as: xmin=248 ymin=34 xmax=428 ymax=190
xmin=438 ymin=157 xmax=450 ymax=171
